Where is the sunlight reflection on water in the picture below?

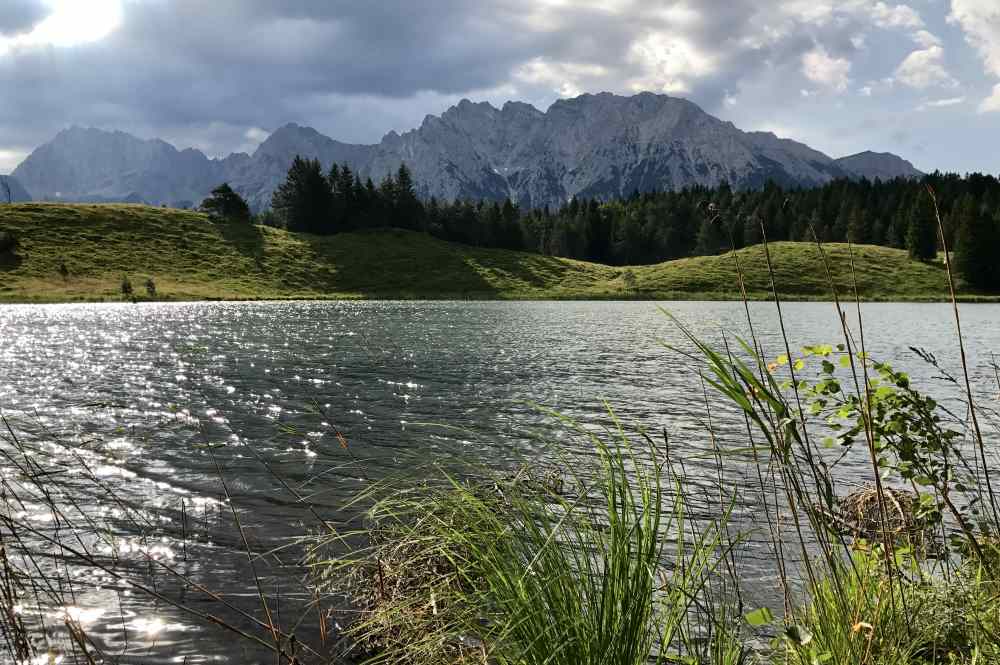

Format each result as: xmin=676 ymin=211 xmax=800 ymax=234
xmin=0 ymin=300 xmax=997 ymax=663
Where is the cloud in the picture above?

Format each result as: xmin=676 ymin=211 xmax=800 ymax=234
xmin=869 ymin=2 xmax=924 ymax=29
xmin=980 ymin=84 xmax=1000 ymax=113
xmin=0 ymin=0 xmax=989 ymax=175
xmin=916 ymin=96 xmax=966 ymax=111
xmin=626 ymin=31 xmax=717 ymax=94
xmin=912 ymin=30 xmax=941 ymax=49
xmin=802 ymin=45 xmax=851 ymax=91
xmin=949 ymin=0 xmax=1000 ymax=112
xmin=0 ymin=148 xmax=28 ymax=174
xmin=0 ymin=0 xmax=48 ymax=37
xmin=894 ymin=45 xmax=958 ymax=88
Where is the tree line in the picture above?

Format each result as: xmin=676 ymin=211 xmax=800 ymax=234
xmin=201 ymin=159 xmax=1000 ymax=290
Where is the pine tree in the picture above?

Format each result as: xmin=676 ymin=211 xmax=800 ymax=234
xmin=392 ymin=163 xmax=423 ymax=230
xmin=954 ymin=198 xmax=1000 ymax=290
xmin=271 ymin=156 xmax=333 ymax=233
xmin=201 ymin=183 xmax=251 ymax=223
xmin=743 ymin=213 xmax=762 ymax=247
xmin=501 ymin=198 xmax=523 ymax=250
xmin=695 ymin=215 xmax=725 ymax=255
xmin=906 ymin=195 xmax=938 ymax=261
xmin=847 ymin=205 xmax=869 ymax=244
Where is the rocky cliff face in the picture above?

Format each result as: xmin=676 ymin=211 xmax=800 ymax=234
xmin=0 ymin=175 xmax=31 ymax=202
xmin=833 ymin=151 xmax=922 ymax=181
xmin=12 ymin=127 xmax=226 ymax=208
xmin=12 ymin=93 xmax=923 ymax=211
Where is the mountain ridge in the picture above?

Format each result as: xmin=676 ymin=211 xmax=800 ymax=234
xmin=12 ymin=92 xmax=923 ymax=211
xmin=0 ymin=175 xmax=32 ymax=202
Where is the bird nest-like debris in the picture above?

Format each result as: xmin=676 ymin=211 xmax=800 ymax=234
xmin=816 ymin=486 xmax=935 ymax=548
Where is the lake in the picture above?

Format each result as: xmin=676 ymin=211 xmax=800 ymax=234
xmin=0 ymin=300 xmax=997 ymax=663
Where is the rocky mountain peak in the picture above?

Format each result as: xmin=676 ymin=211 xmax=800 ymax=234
xmin=834 ymin=151 xmax=922 ymax=181
xmin=11 ymin=92 xmax=923 ymax=211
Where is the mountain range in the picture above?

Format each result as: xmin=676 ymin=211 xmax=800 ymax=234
xmin=9 ymin=92 xmax=922 ymax=211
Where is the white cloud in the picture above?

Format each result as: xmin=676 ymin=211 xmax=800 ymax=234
xmin=916 ymin=96 xmax=966 ymax=110
xmin=980 ymin=84 xmax=1000 ymax=113
xmin=514 ymin=58 xmax=610 ymax=98
xmin=0 ymin=0 xmax=122 ymax=56
xmin=869 ymin=2 xmax=924 ymax=29
xmin=244 ymin=127 xmax=269 ymax=143
xmin=894 ymin=46 xmax=957 ymax=88
xmin=802 ymin=45 xmax=851 ymax=92
xmin=949 ymin=0 xmax=1000 ymax=112
xmin=913 ymin=30 xmax=941 ymax=48
xmin=0 ymin=149 xmax=28 ymax=173
xmin=626 ymin=32 xmax=717 ymax=95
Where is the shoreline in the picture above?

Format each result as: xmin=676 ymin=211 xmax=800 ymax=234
xmin=3 ymin=203 xmax=998 ymax=306
xmin=2 ymin=292 xmax=999 ymax=305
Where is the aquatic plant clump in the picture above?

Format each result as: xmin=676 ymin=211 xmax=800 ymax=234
xmin=311 ymin=430 xmax=742 ymax=665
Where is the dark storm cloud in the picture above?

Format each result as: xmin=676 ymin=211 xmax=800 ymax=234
xmin=0 ymin=0 xmax=648 ymax=155
xmin=0 ymin=0 xmax=48 ymax=36
xmin=0 ymin=1 xmax=992 ymax=174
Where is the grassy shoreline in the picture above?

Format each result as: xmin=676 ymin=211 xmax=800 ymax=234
xmin=1 ymin=202 xmax=997 ymax=304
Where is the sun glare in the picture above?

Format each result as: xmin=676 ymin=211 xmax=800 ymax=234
xmin=0 ymin=0 xmax=123 ymax=55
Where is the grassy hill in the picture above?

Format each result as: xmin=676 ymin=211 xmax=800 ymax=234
xmin=0 ymin=203 xmax=991 ymax=303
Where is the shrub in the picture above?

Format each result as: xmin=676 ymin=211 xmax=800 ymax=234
xmin=120 ymin=274 xmax=133 ymax=298
xmin=0 ymin=229 xmax=17 ymax=253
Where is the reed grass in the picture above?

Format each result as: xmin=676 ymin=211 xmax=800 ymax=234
xmin=309 ymin=417 xmax=745 ymax=665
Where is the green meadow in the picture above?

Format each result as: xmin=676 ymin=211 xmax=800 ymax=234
xmin=0 ymin=202 xmax=990 ymax=302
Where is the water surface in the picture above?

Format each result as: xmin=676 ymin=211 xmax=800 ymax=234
xmin=1 ymin=300 xmax=997 ymax=663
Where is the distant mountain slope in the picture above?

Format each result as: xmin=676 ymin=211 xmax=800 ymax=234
xmin=0 ymin=175 xmax=31 ymax=202
xmin=12 ymin=93 xmax=923 ymax=210
xmin=12 ymin=127 xmax=227 ymax=208
xmin=834 ymin=151 xmax=922 ymax=181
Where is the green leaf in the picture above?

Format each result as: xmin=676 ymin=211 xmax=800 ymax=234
xmin=745 ymin=607 xmax=774 ymax=627
xmin=784 ymin=625 xmax=813 ymax=646
xmin=839 ymin=354 xmax=851 ymax=368
xmin=794 ymin=358 xmax=806 ymax=371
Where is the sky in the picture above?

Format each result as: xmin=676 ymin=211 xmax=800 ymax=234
xmin=0 ymin=0 xmax=998 ymax=175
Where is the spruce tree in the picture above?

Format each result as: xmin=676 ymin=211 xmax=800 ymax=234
xmin=201 ymin=183 xmax=251 ymax=223
xmin=954 ymin=199 xmax=1000 ymax=290
xmin=906 ymin=195 xmax=938 ymax=261
xmin=392 ymin=163 xmax=423 ymax=230
xmin=272 ymin=156 xmax=333 ymax=234
xmin=695 ymin=215 xmax=725 ymax=255
xmin=847 ymin=205 xmax=868 ymax=244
